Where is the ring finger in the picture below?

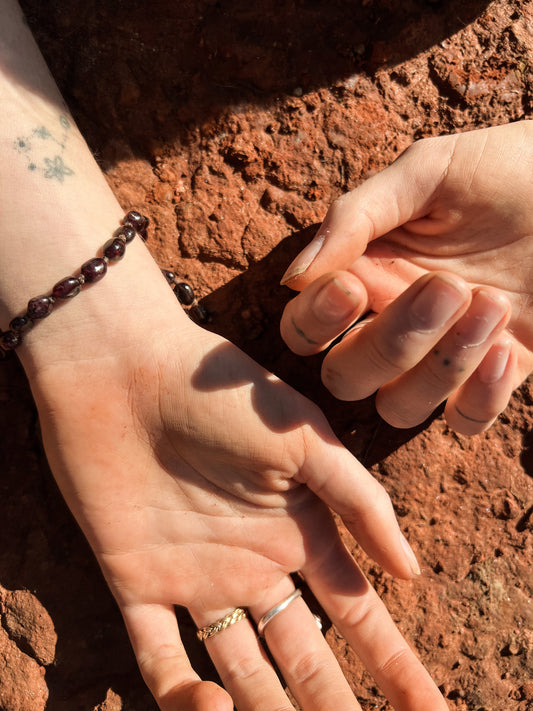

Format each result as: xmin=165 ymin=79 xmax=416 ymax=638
xmin=191 ymin=603 xmax=291 ymax=711
xmin=192 ymin=578 xmax=361 ymax=711
xmin=375 ymin=286 xmax=512 ymax=428
xmin=444 ymin=337 xmax=517 ymax=435
xmin=249 ymin=579 xmax=361 ymax=711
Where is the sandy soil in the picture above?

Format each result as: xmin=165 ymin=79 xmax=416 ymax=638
xmin=1 ymin=0 xmax=532 ymax=709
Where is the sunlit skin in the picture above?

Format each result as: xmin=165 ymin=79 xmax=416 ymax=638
xmin=31 ymin=316 xmax=447 ymax=711
xmin=281 ymin=121 xmax=533 ymax=435
xmin=0 ymin=1 xmax=449 ymax=708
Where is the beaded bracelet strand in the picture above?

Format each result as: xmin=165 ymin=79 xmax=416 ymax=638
xmin=0 ymin=210 xmax=208 ymax=360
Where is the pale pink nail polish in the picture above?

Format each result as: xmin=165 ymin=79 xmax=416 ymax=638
xmin=457 ymin=290 xmax=510 ymax=347
xmin=410 ymin=275 xmax=469 ymax=331
xmin=280 ymin=233 xmax=326 ymax=285
xmin=400 ymin=534 xmax=421 ymax=577
xmin=312 ymin=278 xmax=360 ymax=323
xmin=477 ymin=341 xmax=512 ymax=384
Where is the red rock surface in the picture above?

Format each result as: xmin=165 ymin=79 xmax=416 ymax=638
xmin=1 ymin=0 xmax=532 ymax=709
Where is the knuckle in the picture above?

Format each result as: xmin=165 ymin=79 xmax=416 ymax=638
xmin=289 ymin=651 xmax=325 ymax=685
xmin=344 ymin=478 xmax=394 ymax=530
xmin=321 ymin=362 xmax=352 ymax=399
xmin=376 ymin=390 xmax=433 ymax=429
xmin=424 ymin=351 xmax=465 ymax=388
xmin=366 ymin=334 xmax=408 ymax=377
xmin=377 ymin=647 xmax=413 ymax=677
xmin=225 ymin=655 xmax=268 ymax=683
xmin=335 ymin=596 xmax=383 ymax=633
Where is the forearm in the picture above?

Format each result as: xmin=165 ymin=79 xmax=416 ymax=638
xmin=0 ymin=0 xmax=184 ymax=380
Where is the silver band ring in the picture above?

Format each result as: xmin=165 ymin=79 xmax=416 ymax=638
xmin=196 ymin=607 xmax=247 ymax=642
xmin=257 ymin=588 xmax=302 ymax=637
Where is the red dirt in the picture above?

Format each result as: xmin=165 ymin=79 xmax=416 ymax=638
xmin=1 ymin=1 xmax=532 ymax=709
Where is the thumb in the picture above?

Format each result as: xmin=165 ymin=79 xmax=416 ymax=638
xmin=280 ymin=134 xmax=458 ymax=290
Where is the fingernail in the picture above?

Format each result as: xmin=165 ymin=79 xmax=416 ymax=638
xmin=410 ymin=275 xmax=469 ymax=332
xmin=400 ymin=534 xmax=421 ymax=577
xmin=457 ymin=290 xmax=510 ymax=346
xmin=311 ymin=278 xmax=360 ymax=324
xmin=477 ymin=340 xmax=512 ymax=383
xmin=280 ymin=233 xmax=326 ymax=285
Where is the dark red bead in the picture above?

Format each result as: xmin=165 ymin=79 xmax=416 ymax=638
xmin=103 ymin=238 xmax=126 ymax=261
xmin=123 ymin=210 xmax=149 ymax=232
xmin=114 ymin=224 xmax=136 ymax=243
xmin=161 ymin=269 xmax=176 ymax=283
xmin=9 ymin=315 xmax=33 ymax=332
xmin=81 ymin=257 xmax=107 ymax=283
xmin=175 ymin=282 xmax=195 ymax=306
xmin=1 ymin=329 xmax=21 ymax=350
xmin=52 ymin=276 xmax=82 ymax=299
xmin=27 ymin=295 xmax=54 ymax=319
xmin=190 ymin=303 xmax=209 ymax=324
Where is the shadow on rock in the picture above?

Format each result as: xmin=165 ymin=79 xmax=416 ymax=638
xmin=199 ymin=224 xmax=440 ymax=465
xmin=19 ymin=0 xmax=490 ymax=161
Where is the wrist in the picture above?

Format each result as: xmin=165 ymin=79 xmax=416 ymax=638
xmin=6 ymin=221 xmax=191 ymax=382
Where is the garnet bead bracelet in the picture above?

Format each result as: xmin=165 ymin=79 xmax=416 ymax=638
xmin=0 ymin=210 xmax=208 ymax=360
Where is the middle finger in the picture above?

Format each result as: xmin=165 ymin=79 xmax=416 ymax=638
xmin=249 ymin=579 xmax=361 ymax=711
xmin=321 ymin=271 xmax=472 ymax=401
xmin=376 ymin=286 xmax=512 ymax=428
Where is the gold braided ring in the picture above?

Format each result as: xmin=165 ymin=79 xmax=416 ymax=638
xmin=196 ymin=608 xmax=248 ymax=642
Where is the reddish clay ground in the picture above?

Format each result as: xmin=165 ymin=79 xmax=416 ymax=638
xmin=1 ymin=1 xmax=532 ymax=709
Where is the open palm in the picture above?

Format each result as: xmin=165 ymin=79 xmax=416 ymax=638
xmin=30 ymin=322 xmax=446 ymax=711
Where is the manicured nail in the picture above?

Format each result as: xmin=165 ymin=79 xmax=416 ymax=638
xmin=280 ymin=233 xmax=326 ymax=285
xmin=457 ymin=290 xmax=510 ymax=346
xmin=311 ymin=278 xmax=360 ymax=324
xmin=477 ymin=340 xmax=512 ymax=384
xmin=410 ymin=275 xmax=469 ymax=332
xmin=400 ymin=534 xmax=421 ymax=577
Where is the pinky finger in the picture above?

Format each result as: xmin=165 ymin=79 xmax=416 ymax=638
xmin=121 ymin=602 xmax=232 ymax=711
xmin=444 ymin=339 xmax=516 ymax=435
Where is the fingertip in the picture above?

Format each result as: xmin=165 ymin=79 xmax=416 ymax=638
xmin=160 ymin=680 xmax=233 ymax=711
xmin=399 ymin=533 xmax=421 ymax=578
xmin=444 ymin=339 xmax=516 ymax=436
xmin=281 ymin=271 xmax=368 ymax=356
xmin=302 ymin=440 xmax=420 ymax=579
xmin=280 ymin=232 xmax=326 ymax=287
xmin=311 ymin=275 xmax=367 ymax=325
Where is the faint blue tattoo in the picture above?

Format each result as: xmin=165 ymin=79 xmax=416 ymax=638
xmin=43 ymin=156 xmax=74 ymax=182
xmin=14 ymin=137 xmax=31 ymax=152
xmin=34 ymin=126 xmax=52 ymax=140
xmin=13 ymin=114 xmax=74 ymax=181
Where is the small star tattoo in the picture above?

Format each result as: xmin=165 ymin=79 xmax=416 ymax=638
xmin=43 ymin=155 xmax=74 ymax=182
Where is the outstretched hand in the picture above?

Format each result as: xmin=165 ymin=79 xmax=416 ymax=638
xmin=280 ymin=121 xmax=533 ymax=434
xmin=31 ymin=317 xmax=445 ymax=711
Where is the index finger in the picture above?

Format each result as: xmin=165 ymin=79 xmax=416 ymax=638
xmin=280 ymin=271 xmax=368 ymax=356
